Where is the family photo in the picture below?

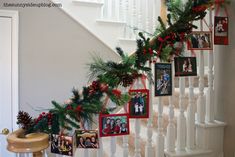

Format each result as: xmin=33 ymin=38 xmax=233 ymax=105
xmin=214 ymin=16 xmax=228 ymax=45
xmin=99 ymin=113 xmax=129 ymax=137
xmin=155 ymin=63 xmax=172 ymax=96
xmin=76 ymin=130 xmax=99 ymax=149
xmin=129 ymin=89 xmax=149 ymax=118
xmin=188 ymin=31 xmax=212 ymax=50
xmin=174 ymin=57 xmax=197 ymax=77
xmin=51 ymin=134 xmax=74 ymax=156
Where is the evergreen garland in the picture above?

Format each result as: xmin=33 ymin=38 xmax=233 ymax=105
xmin=16 ymin=0 xmax=226 ymax=135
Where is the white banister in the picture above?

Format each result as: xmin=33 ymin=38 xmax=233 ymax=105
xmin=197 ymin=20 xmax=206 ymax=124
xmin=102 ymin=0 xmax=109 ymax=19
xmin=206 ymin=8 xmax=214 ymax=123
xmin=111 ymin=0 xmax=116 ymax=20
xmin=131 ymin=0 xmax=137 ymax=39
xmin=119 ymin=0 xmax=124 ymax=21
xmin=110 ymin=137 xmax=117 ymax=157
xmin=186 ymin=73 xmax=196 ymax=150
xmin=145 ymin=62 xmax=154 ymax=157
xmin=176 ymin=77 xmax=186 ymax=151
xmin=156 ymin=97 xmax=165 ymax=157
xmin=166 ymin=62 xmax=176 ymax=152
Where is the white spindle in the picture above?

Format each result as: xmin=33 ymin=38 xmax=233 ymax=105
xmin=197 ymin=20 xmax=206 ymax=123
xmin=186 ymin=75 xmax=196 ymax=150
xmin=145 ymin=0 xmax=150 ymax=34
xmin=206 ymin=8 xmax=214 ymax=123
xmin=102 ymin=0 xmax=109 ymax=19
xmin=122 ymin=87 xmax=129 ymax=157
xmin=110 ymin=137 xmax=117 ymax=157
xmin=119 ymin=0 xmax=124 ymax=21
xmin=156 ymin=97 xmax=164 ymax=157
xmin=166 ymin=62 xmax=176 ymax=152
xmin=130 ymin=0 xmax=137 ymax=39
xmin=97 ymin=136 xmax=103 ymax=157
xmin=152 ymin=0 xmax=158 ymax=32
xmin=123 ymin=0 xmax=130 ymax=38
xmin=176 ymin=77 xmax=186 ymax=151
xmin=145 ymin=62 xmax=154 ymax=157
xmin=137 ymin=0 xmax=143 ymax=31
xmin=111 ymin=0 xmax=116 ymax=19
xmin=134 ymin=78 xmax=141 ymax=157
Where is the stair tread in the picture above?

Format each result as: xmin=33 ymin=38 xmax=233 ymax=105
xmin=96 ymin=19 xmax=126 ymax=25
xmin=72 ymin=0 xmax=103 ymax=7
xmin=165 ymin=149 xmax=212 ymax=157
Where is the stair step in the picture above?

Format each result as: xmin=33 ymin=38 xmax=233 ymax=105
xmin=96 ymin=19 xmax=126 ymax=25
xmin=72 ymin=0 xmax=103 ymax=7
xmin=165 ymin=149 xmax=212 ymax=157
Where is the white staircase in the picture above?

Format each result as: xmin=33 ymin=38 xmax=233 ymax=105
xmin=51 ymin=0 xmax=160 ymax=54
xmin=44 ymin=0 xmax=226 ymax=157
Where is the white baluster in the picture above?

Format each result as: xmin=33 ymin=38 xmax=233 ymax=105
xmin=145 ymin=62 xmax=154 ymax=157
xmin=133 ymin=78 xmax=141 ymax=157
xmin=145 ymin=0 xmax=150 ymax=35
xmin=111 ymin=0 xmax=116 ymax=20
xmin=197 ymin=20 xmax=206 ymax=123
xmin=97 ymin=136 xmax=103 ymax=157
xmin=102 ymin=0 xmax=109 ymax=19
xmin=118 ymin=0 xmax=124 ymax=21
xmin=137 ymin=0 xmax=142 ymax=31
xmin=123 ymin=0 xmax=129 ymax=38
xmin=84 ymin=120 xmax=90 ymax=157
xmin=186 ymin=75 xmax=196 ymax=150
xmin=122 ymin=87 xmax=129 ymax=157
xmin=206 ymin=8 xmax=214 ymax=123
xmin=166 ymin=62 xmax=176 ymax=152
xmin=110 ymin=137 xmax=117 ymax=157
xmin=123 ymin=135 xmax=129 ymax=157
xmin=156 ymin=97 xmax=165 ymax=157
xmin=130 ymin=0 xmax=137 ymax=39
xmin=176 ymin=77 xmax=186 ymax=151
xmin=152 ymin=0 xmax=158 ymax=32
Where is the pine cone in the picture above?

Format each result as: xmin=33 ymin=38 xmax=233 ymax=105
xmin=17 ymin=111 xmax=34 ymax=130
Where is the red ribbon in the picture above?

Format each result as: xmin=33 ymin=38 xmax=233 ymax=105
xmin=129 ymin=74 xmax=147 ymax=90
xmin=157 ymin=36 xmax=170 ymax=56
xmin=215 ymin=0 xmax=228 ymax=16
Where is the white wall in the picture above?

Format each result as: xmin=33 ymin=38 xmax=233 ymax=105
xmin=214 ymin=1 xmax=235 ymax=157
xmin=0 ymin=0 xmax=120 ymax=117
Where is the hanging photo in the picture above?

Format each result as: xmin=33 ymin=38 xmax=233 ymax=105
xmin=174 ymin=57 xmax=197 ymax=77
xmin=155 ymin=63 xmax=172 ymax=96
xmin=128 ymin=89 xmax=149 ymax=118
xmin=99 ymin=113 xmax=130 ymax=137
xmin=214 ymin=16 xmax=228 ymax=45
xmin=76 ymin=130 xmax=99 ymax=149
xmin=51 ymin=134 xmax=74 ymax=156
xmin=188 ymin=31 xmax=213 ymax=50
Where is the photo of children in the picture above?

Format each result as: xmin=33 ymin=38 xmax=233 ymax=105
xmin=51 ymin=134 xmax=74 ymax=156
xmin=129 ymin=89 xmax=149 ymax=118
xmin=76 ymin=130 xmax=99 ymax=149
xmin=99 ymin=113 xmax=129 ymax=137
xmin=188 ymin=31 xmax=212 ymax=50
xmin=214 ymin=16 xmax=228 ymax=45
xmin=174 ymin=57 xmax=197 ymax=77
xmin=155 ymin=63 xmax=172 ymax=96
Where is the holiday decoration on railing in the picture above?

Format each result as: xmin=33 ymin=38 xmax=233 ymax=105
xmin=16 ymin=0 xmax=229 ymax=136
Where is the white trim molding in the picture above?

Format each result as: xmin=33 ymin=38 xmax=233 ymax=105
xmin=0 ymin=10 xmax=19 ymax=131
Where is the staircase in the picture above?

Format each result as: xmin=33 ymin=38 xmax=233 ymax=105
xmin=45 ymin=0 xmax=225 ymax=157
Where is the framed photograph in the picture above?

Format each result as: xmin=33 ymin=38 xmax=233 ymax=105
xmin=188 ymin=31 xmax=213 ymax=50
xmin=128 ymin=89 xmax=149 ymax=118
xmin=99 ymin=113 xmax=130 ymax=137
xmin=214 ymin=16 xmax=228 ymax=45
xmin=51 ymin=134 xmax=74 ymax=156
xmin=155 ymin=63 xmax=172 ymax=96
xmin=174 ymin=57 xmax=197 ymax=77
xmin=76 ymin=130 xmax=99 ymax=149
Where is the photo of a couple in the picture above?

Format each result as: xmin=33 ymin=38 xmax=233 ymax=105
xmin=188 ymin=32 xmax=212 ymax=50
xmin=129 ymin=89 xmax=149 ymax=118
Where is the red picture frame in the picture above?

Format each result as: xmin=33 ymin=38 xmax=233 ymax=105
xmin=187 ymin=31 xmax=213 ymax=50
xmin=214 ymin=16 xmax=228 ymax=45
xmin=99 ymin=113 xmax=130 ymax=137
xmin=128 ymin=89 xmax=149 ymax=119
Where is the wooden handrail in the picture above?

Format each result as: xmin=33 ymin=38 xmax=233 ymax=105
xmin=7 ymin=129 xmax=49 ymax=157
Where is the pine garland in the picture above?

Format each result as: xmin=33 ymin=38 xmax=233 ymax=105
xmin=16 ymin=0 xmax=226 ymax=135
